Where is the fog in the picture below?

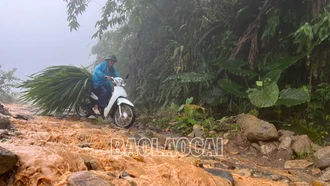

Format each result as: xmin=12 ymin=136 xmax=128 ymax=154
xmin=0 ymin=0 xmax=105 ymax=80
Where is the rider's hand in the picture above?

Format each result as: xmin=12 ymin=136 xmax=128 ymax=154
xmin=104 ymin=76 xmax=112 ymax=80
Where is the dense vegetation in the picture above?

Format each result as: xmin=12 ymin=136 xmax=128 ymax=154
xmin=0 ymin=65 xmax=19 ymax=103
xmin=27 ymin=0 xmax=325 ymax=142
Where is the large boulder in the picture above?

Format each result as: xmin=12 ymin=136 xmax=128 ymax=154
xmin=292 ymin=135 xmax=313 ymax=155
xmin=0 ymin=146 xmax=18 ymax=175
xmin=314 ymin=146 xmax=330 ymax=169
xmin=67 ymin=171 xmax=114 ymax=186
xmin=236 ymin=114 xmax=278 ymax=141
xmin=0 ymin=114 xmax=12 ymax=129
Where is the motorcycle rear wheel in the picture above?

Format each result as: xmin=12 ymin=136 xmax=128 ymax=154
xmin=75 ymin=103 xmax=92 ymax=117
xmin=112 ymin=103 xmax=135 ymax=128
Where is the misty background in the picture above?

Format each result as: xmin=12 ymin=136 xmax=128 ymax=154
xmin=0 ymin=0 xmax=106 ymax=81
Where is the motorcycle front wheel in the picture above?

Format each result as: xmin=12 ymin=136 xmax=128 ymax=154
xmin=112 ymin=103 xmax=135 ymax=128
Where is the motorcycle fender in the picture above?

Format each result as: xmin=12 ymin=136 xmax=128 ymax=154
xmin=117 ymin=97 xmax=134 ymax=107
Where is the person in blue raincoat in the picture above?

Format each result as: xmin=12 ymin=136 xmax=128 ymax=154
xmin=92 ymin=55 xmax=119 ymax=114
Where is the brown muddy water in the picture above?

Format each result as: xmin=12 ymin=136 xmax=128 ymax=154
xmin=1 ymin=104 xmax=297 ymax=185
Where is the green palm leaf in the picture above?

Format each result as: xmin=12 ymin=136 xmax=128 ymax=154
xmin=19 ymin=66 xmax=92 ymax=115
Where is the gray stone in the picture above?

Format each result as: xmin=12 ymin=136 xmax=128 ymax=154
xmin=238 ymin=168 xmax=253 ymax=177
xmin=236 ymin=114 xmax=278 ymax=141
xmin=292 ymin=135 xmax=313 ymax=155
xmin=144 ymin=130 xmax=154 ymax=138
xmin=278 ymin=137 xmax=292 ymax=150
xmin=67 ymin=171 xmax=114 ymax=186
xmin=311 ymin=143 xmax=323 ymax=152
xmin=251 ymin=143 xmax=261 ymax=151
xmin=278 ymin=130 xmax=294 ymax=141
xmin=314 ymin=146 xmax=330 ymax=169
xmin=81 ymin=155 xmax=104 ymax=171
xmin=320 ymin=170 xmax=330 ymax=182
xmin=311 ymin=168 xmax=321 ymax=175
xmin=270 ymin=174 xmax=281 ymax=181
xmin=0 ymin=114 xmax=11 ymax=129
xmin=13 ymin=114 xmax=34 ymax=120
xmin=204 ymin=168 xmax=234 ymax=185
xmin=193 ymin=124 xmax=204 ymax=138
xmin=77 ymin=142 xmax=92 ymax=148
xmin=284 ymin=160 xmax=313 ymax=169
xmin=260 ymin=143 xmax=277 ymax=154
xmin=0 ymin=104 xmax=11 ymax=116
xmin=0 ymin=129 xmax=9 ymax=139
xmin=273 ymin=148 xmax=293 ymax=160
xmin=0 ymin=146 xmax=18 ymax=175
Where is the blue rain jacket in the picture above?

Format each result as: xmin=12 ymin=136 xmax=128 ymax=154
xmin=92 ymin=60 xmax=119 ymax=89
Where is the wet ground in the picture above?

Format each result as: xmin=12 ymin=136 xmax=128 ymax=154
xmin=1 ymin=104 xmax=328 ymax=186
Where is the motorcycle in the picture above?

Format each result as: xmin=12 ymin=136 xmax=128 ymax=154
xmin=78 ymin=75 xmax=136 ymax=128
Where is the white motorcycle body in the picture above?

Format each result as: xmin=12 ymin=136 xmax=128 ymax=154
xmin=103 ymin=86 xmax=134 ymax=117
xmin=90 ymin=77 xmax=135 ymax=128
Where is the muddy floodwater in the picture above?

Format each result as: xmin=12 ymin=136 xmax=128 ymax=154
xmin=0 ymin=104 xmax=318 ymax=186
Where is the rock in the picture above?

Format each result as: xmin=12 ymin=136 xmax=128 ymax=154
xmin=278 ymin=137 xmax=292 ymax=150
xmin=0 ymin=129 xmax=9 ymax=139
xmin=319 ymin=170 xmax=330 ymax=182
xmin=67 ymin=171 xmax=114 ymax=186
xmin=260 ymin=143 xmax=277 ymax=154
xmin=0 ymin=104 xmax=11 ymax=116
xmin=13 ymin=114 xmax=33 ymax=120
xmin=223 ymin=139 xmax=229 ymax=145
xmin=0 ymin=146 xmax=18 ymax=175
xmin=290 ymin=182 xmax=312 ymax=186
xmin=270 ymin=174 xmax=281 ymax=181
xmin=187 ymin=132 xmax=194 ymax=137
xmin=193 ymin=124 xmax=204 ymax=138
xmin=236 ymin=114 xmax=278 ymax=141
xmin=292 ymin=135 xmax=313 ymax=155
xmin=223 ymin=132 xmax=230 ymax=139
xmin=273 ymin=149 xmax=293 ymax=160
xmin=144 ymin=130 xmax=154 ymax=138
xmin=119 ymin=170 xmax=136 ymax=178
xmin=133 ymin=133 xmax=142 ymax=142
xmin=0 ymin=114 xmax=12 ymax=129
xmin=311 ymin=143 xmax=323 ymax=152
xmin=147 ymin=125 xmax=162 ymax=132
xmin=278 ymin=130 xmax=294 ymax=141
xmin=80 ymin=117 xmax=88 ymax=121
xmin=204 ymin=168 xmax=234 ymax=185
xmin=251 ymin=143 xmax=261 ymax=151
xmin=311 ymin=168 xmax=321 ymax=175
xmin=314 ymin=146 xmax=330 ymax=169
xmin=238 ymin=168 xmax=253 ymax=177
xmin=81 ymin=155 xmax=104 ymax=171
xmin=284 ymin=160 xmax=313 ymax=169
xmin=77 ymin=142 xmax=92 ymax=148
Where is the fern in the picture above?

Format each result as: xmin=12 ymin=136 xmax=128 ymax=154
xmin=261 ymin=8 xmax=280 ymax=41
xmin=164 ymin=72 xmax=214 ymax=83
xmin=218 ymin=79 xmax=247 ymax=98
xmin=218 ymin=59 xmax=256 ymax=77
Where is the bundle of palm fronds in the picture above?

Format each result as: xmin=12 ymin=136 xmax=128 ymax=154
xmin=19 ymin=66 xmax=92 ymax=115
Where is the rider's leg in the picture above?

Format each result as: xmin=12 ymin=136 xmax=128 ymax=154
xmin=92 ymin=87 xmax=103 ymax=115
xmin=97 ymin=85 xmax=110 ymax=110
